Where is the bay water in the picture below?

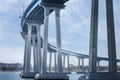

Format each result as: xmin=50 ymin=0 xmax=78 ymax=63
xmin=0 ymin=72 xmax=33 ymax=80
xmin=0 ymin=72 xmax=85 ymax=80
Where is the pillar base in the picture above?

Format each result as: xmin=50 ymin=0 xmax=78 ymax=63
xmin=20 ymin=72 xmax=37 ymax=78
xmin=88 ymin=72 xmax=120 ymax=80
xmin=35 ymin=73 xmax=69 ymax=80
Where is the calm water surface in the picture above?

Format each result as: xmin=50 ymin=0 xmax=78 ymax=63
xmin=0 ymin=72 xmax=33 ymax=80
xmin=0 ymin=72 xmax=84 ymax=80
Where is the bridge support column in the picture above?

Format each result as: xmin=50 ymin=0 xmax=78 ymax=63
xmin=82 ymin=58 xmax=84 ymax=72
xmin=26 ymin=23 xmax=32 ymax=73
xmin=55 ymin=9 xmax=63 ymax=73
xmin=106 ymin=0 xmax=117 ymax=72
xmin=42 ymin=7 xmax=50 ymax=73
xmin=88 ymin=0 xmax=99 ymax=79
xmin=63 ymin=55 xmax=65 ymax=72
xmin=23 ymin=35 xmax=27 ymax=74
xmin=78 ymin=57 xmax=80 ymax=72
xmin=89 ymin=0 xmax=98 ymax=73
xmin=97 ymin=60 xmax=100 ymax=72
xmin=32 ymin=35 xmax=38 ymax=73
xmin=54 ymin=52 xmax=57 ymax=73
xmin=36 ymin=24 xmax=42 ymax=74
xmin=67 ymin=55 xmax=70 ymax=72
xmin=49 ymin=52 xmax=52 ymax=72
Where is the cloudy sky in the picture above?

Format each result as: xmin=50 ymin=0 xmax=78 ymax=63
xmin=0 ymin=0 xmax=120 ymax=65
xmin=0 ymin=0 xmax=31 ymax=63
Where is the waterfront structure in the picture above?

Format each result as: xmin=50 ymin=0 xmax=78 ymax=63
xmin=20 ymin=0 xmax=120 ymax=80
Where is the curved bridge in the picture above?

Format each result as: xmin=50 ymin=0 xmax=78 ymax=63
xmin=21 ymin=0 xmax=120 ymax=80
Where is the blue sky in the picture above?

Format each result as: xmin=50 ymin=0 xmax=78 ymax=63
xmin=0 ymin=0 xmax=120 ymax=65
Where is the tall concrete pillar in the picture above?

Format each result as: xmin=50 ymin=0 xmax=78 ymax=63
xmin=32 ymin=35 xmax=38 ymax=73
xmin=89 ymin=0 xmax=99 ymax=73
xmin=36 ymin=25 xmax=42 ymax=73
xmin=54 ymin=52 xmax=57 ymax=72
xmin=78 ymin=57 xmax=80 ymax=72
xmin=67 ymin=55 xmax=70 ymax=72
xmin=55 ymin=9 xmax=63 ymax=73
xmin=42 ymin=7 xmax=50 ymax=73
xmin=106 ymin=0 xmax=117 ymax=72
xmin=23 ymin=35 xmax=27 ymax=73
xmin=26 ymin=23 xmax=32 ymax=73
xmin=97 ymin=61 xmax=100 ymax=72
xmin=63 ymin=55 xmax=65 ymax=71
xmin=49 ymin=52 xmax=52 ymax=72
xmin=82 ymin=58 xmax=84 ymax=72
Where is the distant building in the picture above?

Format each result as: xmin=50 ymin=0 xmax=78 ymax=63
xmin=0 ymin=63 xmax=22 ymax=71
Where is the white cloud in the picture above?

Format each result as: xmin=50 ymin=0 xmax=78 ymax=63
xmin=0 ymin=46 xmax=24 ymax=63
xmin=0 ymin=0 xmax=32 ymax=63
